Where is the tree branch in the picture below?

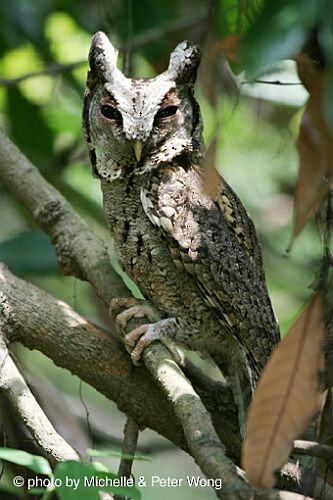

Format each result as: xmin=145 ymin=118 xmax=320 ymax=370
xmin=0 ymin=61 xmax=86 ymax=87
xmin=114 ymin=417 xmax=139 ymax=500
xmin=293 ymin=440 xmax=333 ymax=460
xmin=141 ymin=345 xmax=254 ymax=499
xmin=0 ymin=334 xmax=79 ymax=465
xmin=0 ymin=264 xmax=241 ymax=460
xmin=241 ymin=80 xmax=302 ymax=86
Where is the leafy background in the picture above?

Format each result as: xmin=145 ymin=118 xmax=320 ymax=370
xmin=0 ymin=0 xmax=327 ymax=498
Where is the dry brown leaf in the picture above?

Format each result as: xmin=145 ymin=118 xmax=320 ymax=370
xmin=203 ymin=137 xmax=221 ymax=197
xmin=200 ymin=38 xmax=221 ymax=106
xmin=242 ymin=293 xmax=325 ymax=488
xmin=296 ymin=53 xmax=320 ymax=92
xmin=292 ymin=62 xmax=333 ymax=242
xmin=200 ymin=36 xmax=240 ymax=105
xmin=217 ymin=35 xmax=241 ymax=63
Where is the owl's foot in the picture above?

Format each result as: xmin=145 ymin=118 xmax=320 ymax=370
xmin=110 ymin=297 xmax=156 ymax=319
xmin=110 ymin=298 xmax=158 ymax=338
xmin=124 ymin=319 xmax=181 ymax=366
xmin=110 ymin=299 xmax=181 ymax=365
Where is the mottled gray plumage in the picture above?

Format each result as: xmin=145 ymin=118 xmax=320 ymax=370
xmin=83 ymin=32 xmax=280 ymax=421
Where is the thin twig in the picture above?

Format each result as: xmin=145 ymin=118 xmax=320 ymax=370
xmin=121 ymin=10 xmax=207 ymax=51
xmin=293 ymin=439 xmax=333 ymax=460
xmin=241 ymin=80 xmax=302 ymax=86
xmin=114 ymin=417 xmax=139 ymax=500
xmin=0 ymin=61 xmax=85 ymax=86
xmin=117 ymin=417 xmax=139 ymax=478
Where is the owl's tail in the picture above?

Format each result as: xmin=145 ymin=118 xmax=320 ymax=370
xmin=217 ymin=346 xmax=258 ymax=438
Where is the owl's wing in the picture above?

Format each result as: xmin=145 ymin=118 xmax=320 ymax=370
xmin=214 ymin=180 xmax=265 ymax=273
xmin=141 ymin=165 xmax=280 ymax=373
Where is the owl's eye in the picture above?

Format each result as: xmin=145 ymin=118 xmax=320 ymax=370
xmin=101 ymin=105 xmax=122 ymax=121
xmin=155 ymin=106 xmax=178 ymax=119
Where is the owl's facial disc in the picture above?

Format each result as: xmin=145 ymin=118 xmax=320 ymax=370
xmin=98 ymin=84 xmax=184 ymax=166
xmin=85 ymin=32 xmax=203 ymax=179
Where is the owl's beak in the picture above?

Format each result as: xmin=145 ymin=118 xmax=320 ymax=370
xmin=132 ymin=140 xmax=143 ymax=162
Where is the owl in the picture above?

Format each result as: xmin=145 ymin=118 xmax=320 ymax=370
xmin=83 ymin=32 xmax=280 ymax=426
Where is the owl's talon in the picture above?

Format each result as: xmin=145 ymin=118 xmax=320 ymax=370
xmin=110 ymin=297 xmax=159 ymax=337
xmin=124 ymin=324 xmax=151 ymax=364
xmin=125 ymin=321 xmax=181 ymax=365
xmin=117 ymin=305 xmax=157 ymax=333
xmin=110 ymin=297 xmax=139 ymax=317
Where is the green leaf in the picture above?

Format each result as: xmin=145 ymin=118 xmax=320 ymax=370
xmin=86 ymin=448 xmax=151 ymax=462
xmin=0 ymin=0 xmax=51 ymax=55
xmin=243 ymin=0 xmax=318 ymax=77
xmin=0 ymin=448 xmax=52 ymax=475
xmin=28 ymin=487 xmax=47 ymax=495
xmin=215 ymin=0 xmax=263 ymax=38
xmin=6 ymin=86 xmax=54 ymax=169
xmin=0 ymin=230 xmax=57 ymax=274
xmin=54 ymin=461 xmax=141 ymax=500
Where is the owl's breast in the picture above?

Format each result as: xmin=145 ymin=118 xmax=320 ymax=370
xmin=115 ymin=206 xmax=188 ymax=316
xmin=100 ymin=177 xmax=215 ymax=323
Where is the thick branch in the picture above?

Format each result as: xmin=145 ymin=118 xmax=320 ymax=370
xmin=142 ymin=345 xmax=301 ymax=499
xmin=0 ymin=264 xmax=240 ymax=460
xmin=0 ymin=334 xmax=78 ymax=465
xmin=142 ymin=345 xmax=248 ymax=499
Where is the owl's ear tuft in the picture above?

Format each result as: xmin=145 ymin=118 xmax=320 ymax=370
xmin=88 ymin=31 xmax=118 ymax=80
xmin=167 ymin=41 xmax=201 ymax=85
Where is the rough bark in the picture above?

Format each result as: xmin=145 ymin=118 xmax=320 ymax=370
xmin=0 ymin=264 xmax=241 ymax=460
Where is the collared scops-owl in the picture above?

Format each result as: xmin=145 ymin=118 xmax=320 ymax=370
xmin=83 ymin=32 xmax=280 ymax=425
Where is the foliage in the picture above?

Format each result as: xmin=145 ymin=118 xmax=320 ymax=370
xmin=0 ymin=0 xmax=332 ymax=497
xmin=0 ymin=448 xmax=52 ymax=476
xmin=0 ymin=448 xmax=141 ymax=499
xmin=242 ymin=293 xmax=325 ymax=487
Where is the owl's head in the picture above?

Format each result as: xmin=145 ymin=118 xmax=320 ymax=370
xmin=83 ymin=31 xmax=203 ymax=181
